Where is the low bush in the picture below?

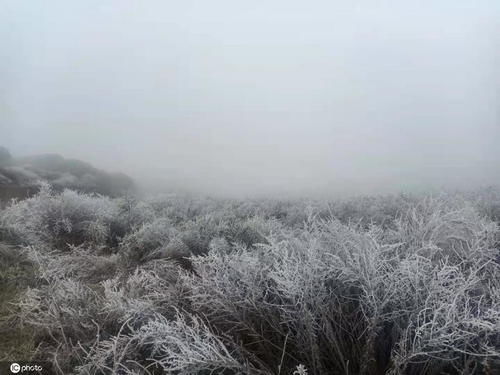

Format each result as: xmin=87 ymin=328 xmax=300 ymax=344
xmin=0 ymin=184 xmax=121 ymax=249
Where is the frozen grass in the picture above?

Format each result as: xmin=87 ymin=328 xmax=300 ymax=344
xmin=0 ymin=187 xmax=499 ymax=374
xmin=0 ymin=183 xmax=121 ymax=249
xmin=0 ymin=245 xmax=36 ymax=361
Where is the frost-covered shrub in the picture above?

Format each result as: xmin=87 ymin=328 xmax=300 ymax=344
xmin=0 ymin=184 xmax=121 ymax=249
xmin=120 ymin=218 xmax=177 ymax=263
xmin=388 ymin=262 xmax=500 ymax=374
xmin=182 ymin=224 xmax=376 ymax=374
xmin=178 ymin=214 xmax=274 ymax=254
xmin=180 ymin=199 xmax=500 ymax=374
xmin=143 ymin=195 xmax=215 ymax=224
xmin=76 ymin=312 xmax=264 ymax=375
xmin=472 ymin=187 xmax=500 ymax=224
xmin=157 ymin=237 xmax=192 ymax=268
xmin=327 ymin=194 xmax=420 ymax=229
xmin=16 ymin=278 xmax=102 ymax=372
xmin=115 ymin=196 xmax=156 ymax=229
xmin=0 ymin=243 xmax=34 ymax=289
xmin=26 ymin=245 xmax=120 ymax=283
xmin=15 ymin=251 xmax=183 ymax=373
xmin=134 ymin=312 xmax=257 ymax=373
xmin=225 ymin=216 xmax=273 ymax=247
xmin=208 ymin=237 xmax=232 ymax=254
xmin=387 ymin=196 xmax=498 ymax=265
xmin=6 ymin=189 xmax=500 ymax=375
xmin=101 ymin=264 xmax=181 ymax=327
xmin=177 ymin=229 xmax=211 ymax=256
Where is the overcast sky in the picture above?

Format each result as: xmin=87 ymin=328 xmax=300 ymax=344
xmin=1 ymin=1 xmax=499 ymax=197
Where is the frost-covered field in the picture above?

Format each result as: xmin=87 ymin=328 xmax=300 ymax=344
xmin=1 ymin=185 xmax=499 ymax=374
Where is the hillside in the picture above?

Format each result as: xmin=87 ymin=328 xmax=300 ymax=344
xmin=0 ymin=146 xmax=134 ymax=201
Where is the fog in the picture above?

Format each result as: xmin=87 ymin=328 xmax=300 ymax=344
xmin=1 ymin=1 xmax=499 ymax=197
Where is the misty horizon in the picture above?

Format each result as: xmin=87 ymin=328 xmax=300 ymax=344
xmin=2 ymin=1 xmax=499 ymax=197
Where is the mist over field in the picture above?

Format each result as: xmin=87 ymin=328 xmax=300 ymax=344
xmin=2 ymin=1 xmax=499 ymax=197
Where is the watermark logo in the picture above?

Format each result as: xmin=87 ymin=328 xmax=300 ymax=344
xmin=0 ymin=362 xmax=52 ymax=374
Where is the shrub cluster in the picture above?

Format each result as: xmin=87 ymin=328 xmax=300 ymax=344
xmin=0 ymin=186 xmax=499 ymax=374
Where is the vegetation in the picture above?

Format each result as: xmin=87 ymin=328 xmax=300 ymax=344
xmin=0 ymin=184 xmax=499 ymax=374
